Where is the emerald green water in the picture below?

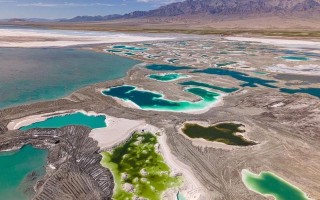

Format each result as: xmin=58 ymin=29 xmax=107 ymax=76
xmin=182 ymin=123 xmax=256 ymax=146
xmin=20 ymin=112 xmax=107 ymax=131
xmin=148 ymin=73 xmax=189 ymax=82
xmin=242 ymin=170 xmax=309 ymax=200
xmin=101 ymin=132 xmax=181 ymax=200
xmin=0 ymin=48 xmax=139 ymax=109
xmin=0 ymin=145 xmax=48 ymax=200
xmin=102 ymin=85 xmax=221 ymax=113
xmin=179 ymin=81 xmax=238 ymax=93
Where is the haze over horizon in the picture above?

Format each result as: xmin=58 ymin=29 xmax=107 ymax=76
xmin=0 ymin=0 xmax=183 ymax=19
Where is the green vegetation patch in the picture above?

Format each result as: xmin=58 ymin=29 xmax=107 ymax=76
xmin=182 ymin=123 xmax=256 ymax=146
xmin=101 ymin=132 xmax=181 ymax=200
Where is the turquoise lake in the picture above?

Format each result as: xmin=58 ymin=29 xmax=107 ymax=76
xmin=179 ymin=81 xmax=238 ymax=93
xmin=242 ymin=170 xmax=309 ymax=200
xmin=102 ymin=85 xmax=221 ymax=112
xmin=148 ymin=73 xmax=189 ymax=82
xmin=0 ymin=48 xmax=140 ymax=109
xmin=0 ymin=145 xmax=48 ymax=200
xmin=20 ymin=112 xmax=107 ymax=131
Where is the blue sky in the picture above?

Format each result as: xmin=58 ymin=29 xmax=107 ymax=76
xmin=0 ymin=0 xmax=182 ymax=19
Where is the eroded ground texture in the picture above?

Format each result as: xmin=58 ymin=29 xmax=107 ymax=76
xmin=0 ymin=37 xmax=320 ymax=200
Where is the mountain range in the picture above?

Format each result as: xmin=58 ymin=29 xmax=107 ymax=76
xmin=64 ymin=0 xmax=320 ymax=22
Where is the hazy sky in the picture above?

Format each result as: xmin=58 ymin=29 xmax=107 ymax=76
xmin=0 ymin=0 xmax=182 ymax=19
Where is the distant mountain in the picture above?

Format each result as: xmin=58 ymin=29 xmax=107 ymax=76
xmin=125 ymin=0 xmax=320 ymax=17
xmin=63 ymin=0 xmax=320 ymax=22
xmin=60 ymin=15 xmax=122 ymax=22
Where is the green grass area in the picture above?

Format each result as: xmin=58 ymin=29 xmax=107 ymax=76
xmin=101 ymin=132 xmax=181 ymax=200
xmin=182 ymin=123 xmax=256 ymax=146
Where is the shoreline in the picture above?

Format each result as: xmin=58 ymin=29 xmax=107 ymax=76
xmin=7 ymin=109 xmax=209 ymax=199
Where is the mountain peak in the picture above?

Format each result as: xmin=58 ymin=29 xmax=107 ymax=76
xmin=64 ymin=0 xmax=320 ymax=22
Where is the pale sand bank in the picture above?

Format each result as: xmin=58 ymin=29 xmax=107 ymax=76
xmin=0 ymin=29 xmax=174 ymax=47
xmin=266 ymin=64 xmax=320 ymax=76
xmin=158 ymin=131 xmax=209 ymax=200
xmin=7 ymin=110 xmax=77 ymax=130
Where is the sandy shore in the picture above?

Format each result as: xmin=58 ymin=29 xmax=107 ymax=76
xmin=158 ymin=131 xmax=209 ymax=200
xmin=0 ymin=29 xmax=174 ymax=47
xmin=89 ymin=116 xmax=149 ymax=149
xmin=7 ymin=110 xmax=77 ymax=130
xmin=226 ymin=36 xmax=320 ymax=48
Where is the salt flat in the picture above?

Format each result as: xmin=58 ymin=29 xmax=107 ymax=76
xmin=0 ymin=27 xmax=175 ymax=47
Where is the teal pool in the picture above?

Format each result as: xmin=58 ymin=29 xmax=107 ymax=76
xmin=112 ymin=45 xmax=147 ymax=51
xmin=193 ymin=68 xmax=277 ymax=88
xmin=146 ymin=64 xmax=194 ymax=71
xmin=123 ymin=52 xmax=135 ymax=56
xmin=282 ymin=56 xmax=310 ymax=61
xmin=20 ymin=112 xmax=107 ymax=131
xmin=179 ymin=81 xmax=238 ymax=93
xmin=107 ymin=49 xmax=122 ymax=53
xmin=242 ymin=170 xmax=309 ymax=200
xmin=0 ymin=145 xmax=48 ymax=200
xmin=0 ymin=48 xmax=140 ymax=109
xmin=102 ymin=85 xmax=221 ymax=113
xmin=148 ymin=73 xmax=189 ymax=82
xmin=280 ymin=88 xmax=320 ymax=98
